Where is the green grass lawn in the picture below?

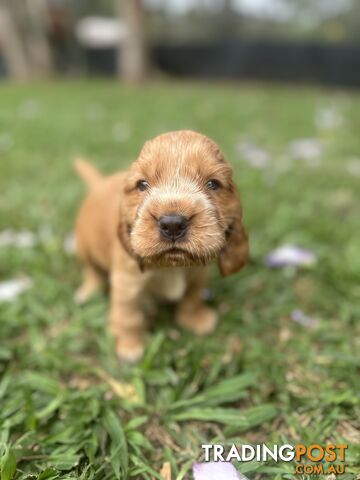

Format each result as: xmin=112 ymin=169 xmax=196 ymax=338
xmin=0 ymin=81 xmax=359 ymax=479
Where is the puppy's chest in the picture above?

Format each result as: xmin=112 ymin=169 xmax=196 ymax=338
xmin=147 ymin=268 xmax=187 ymax=302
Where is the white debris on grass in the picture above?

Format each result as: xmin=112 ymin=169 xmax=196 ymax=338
xmin=0 ymin=132 xmax=14 ymax=153
xmin=346 ymin=158 xmax=360 ymax=177
xmin=0 ymin=230 xmax=37 ymax=248
xmin=38 ymin=225 xmax=54 ymax=244
xmin=86 ymin=103 xmax=106 ymax=121
xmin=326 ymin=475 xmax=337 ymax=480
xmin=18 ymin=99 xmax=42 ymax=120
xmin=315 ymin=106 xmax=344 ymax=130
xmin=0 ymin=228 xmax=76 ymax=254
xmin=237 ymin=140 xmax=271 ymax=169
xmin=0 ymin=277 xmax=32 ymax=302
xmin=112 ymin=122 xmax=131 ymax=143
xmin=288 ymin=138 xmax=323 ymax=164
xmin=63 ymin=232 xmax=77 ymax=254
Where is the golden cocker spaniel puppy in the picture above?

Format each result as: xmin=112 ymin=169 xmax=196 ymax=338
xmin=75 ymin=130 xmax=249 ymax=361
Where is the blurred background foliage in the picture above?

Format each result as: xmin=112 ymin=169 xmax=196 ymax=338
xmin=0 ymin=0 xmax=360 ymax=83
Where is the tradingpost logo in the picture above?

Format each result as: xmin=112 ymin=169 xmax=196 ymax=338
xmin=202 ymin=443 xmax=348 ymax=476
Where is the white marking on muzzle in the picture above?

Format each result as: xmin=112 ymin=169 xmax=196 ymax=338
xmin=140 ymin=177 xmax=213 ymax=214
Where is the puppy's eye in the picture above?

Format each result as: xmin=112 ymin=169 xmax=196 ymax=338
xmin=137 ymin=180 xmax=149 ymax=192
xmin=206 ymin=179 xmax=221 ymax=190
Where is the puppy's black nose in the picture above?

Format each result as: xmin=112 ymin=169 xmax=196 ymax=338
xmin=158 ymin=215 xmax=188 ymax=241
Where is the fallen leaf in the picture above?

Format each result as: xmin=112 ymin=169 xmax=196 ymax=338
xmin=160 ymin=461 xmax=171 ymax=480
xmin=96 ymin=369 xmax=139 ymax=403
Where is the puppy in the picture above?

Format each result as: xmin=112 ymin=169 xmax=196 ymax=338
xmin=74 ymin=130 xmax=249 ymax=361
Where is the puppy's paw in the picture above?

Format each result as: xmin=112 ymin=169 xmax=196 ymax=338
xmin=74 ymin=267 xmax=103 ymax=304
xmin=74 ymin=285 xmax=92 ymax=305
xmin=74 ymin=281 xmax=100 ymax=304
xmin=177 ymin=306 xmax=218 ymax=336
xmin=116 ymin=336 xmax=145 ymax=363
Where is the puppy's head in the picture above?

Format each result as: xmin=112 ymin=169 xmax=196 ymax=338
xmin=118 ymin=130 xmax=248 ymax=275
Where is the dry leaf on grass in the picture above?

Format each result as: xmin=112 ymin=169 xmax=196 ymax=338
xmin=160 ymin=461 xmax=171 ymax=480
xmin=96 ymin=368 xmax=140 ymax=403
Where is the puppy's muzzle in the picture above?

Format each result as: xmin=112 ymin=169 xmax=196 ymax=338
xmin=158 ymin=214 xmax=189 ymax=242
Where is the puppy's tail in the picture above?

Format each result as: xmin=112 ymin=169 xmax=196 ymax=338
xmin=74 ymin=158 xmax=103 ymax=189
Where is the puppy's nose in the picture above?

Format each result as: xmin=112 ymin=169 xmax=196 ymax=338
xmin=158 ymin=215 xmax=188 ymax=241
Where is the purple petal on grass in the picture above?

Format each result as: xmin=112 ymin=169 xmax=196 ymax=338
xmin=265 ymin=245 xmax=316 ymax=268
xmin=193 ymin=462 xmax=249 ymax=480
xmin=291 ymin=309 xmax=317 ymax=328
xmin=0 ymin=277 xmax=32 ymax=302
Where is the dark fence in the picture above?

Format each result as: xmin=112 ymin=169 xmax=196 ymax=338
xmin=152 ymin=40 xmax=360 ymax=88
xmin=3 ymin=38 xmax=358 ymax=87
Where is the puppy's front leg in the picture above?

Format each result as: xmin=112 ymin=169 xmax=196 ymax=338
xmin=109 ymin=269 xmax=147 ymax=362
xmin=75 ymin=264 xmax=104 ymax=304
xmin=176 ymin=269 xmax=218 ymax=335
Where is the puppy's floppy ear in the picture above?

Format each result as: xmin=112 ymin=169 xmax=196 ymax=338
xmin=117 ymin=215 xmax=132 ymax=257
xmin=114 ymin=174 xmax=131 ymax=252
xmin=218 ymin=186 xmax=249 ymax=277
xmin=116 ymin=175 xmax=145 ymax=271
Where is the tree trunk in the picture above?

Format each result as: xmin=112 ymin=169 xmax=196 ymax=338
xmin=24 ymin=0 xmax=53 ymax=77
xmin=0 ymin=0 xmax=53 ymax=80
xmin=0 ymin=4 xmax=30 ymax=80
xmin=119 ymin=0 xmax=149 ymax=82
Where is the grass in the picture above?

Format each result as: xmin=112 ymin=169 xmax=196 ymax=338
xmin=0 ymin=80 xmax=359 ymax=480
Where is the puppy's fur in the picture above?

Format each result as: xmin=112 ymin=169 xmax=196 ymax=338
xmin=75 ymin=130 xmax=248 ymax=361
